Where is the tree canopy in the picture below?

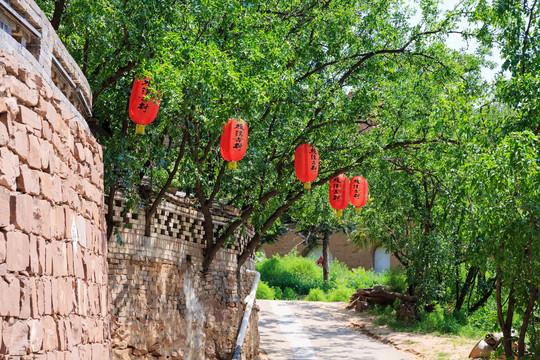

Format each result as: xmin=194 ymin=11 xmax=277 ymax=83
xmin=36 ymin=0 xmax=538 ymax=356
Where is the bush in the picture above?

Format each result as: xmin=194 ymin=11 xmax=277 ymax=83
xmin=283 ymin=287 xmax=297 ymax=300
xmin=326 ymin=286 xmax=355 ymax=302
xmin=272 ymin=286 xmax=283 ymax=300
xmin=256 ymin=280 xmax=275 ymax=300
xmin=305 ymin=288 xmax=326 ymax=301
xmin=379 ymin=268 xmax=408 ymax=293
xmin=256 ymin=253 xmax=325 ymax=295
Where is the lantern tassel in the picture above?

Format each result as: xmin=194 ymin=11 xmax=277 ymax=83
xmin=135 ymin=124 xmax=145 ymax=134
xmin=336 ymin=209 xmax=343 ymax=217
xmin=355 ymin=207 xmax=362 ymax=213
xmin=303 ymin=182 xmax=312 ymax=190
xmin=228 ymin=161 xmax=237 ymax=170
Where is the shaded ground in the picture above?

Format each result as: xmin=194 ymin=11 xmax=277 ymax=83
xmin=257 ymin=301 xmax=476 ymax=360
xmin=325 ymin=302 xmax=476 ymax=360
xmin=258 ymin=300 xmax=411 ymax=360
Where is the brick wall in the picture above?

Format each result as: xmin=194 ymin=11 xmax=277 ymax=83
xmin=261 ymin=231 xmax=401 ymax=270
xmin=1 ymin=0 xmax=110 ymax=358
xmin=108 ymin=194 xmax=260 ymax=360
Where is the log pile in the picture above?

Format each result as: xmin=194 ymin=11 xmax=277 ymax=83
xmin=347 ymin=285 xmax=418 ymax=314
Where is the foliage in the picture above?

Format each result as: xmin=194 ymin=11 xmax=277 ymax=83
xmin=326 ymin=286 xmax=356 ymax=302
xmin=282 ymin=287 xmax=297 ymax=301
xmin=256 ymin=253 xmax=326 ymax=295
xmin=271 ymin=286 xmax=283 ymax=300
xmin=305 ymin=288 xmax=326 ymax=302
xmin=255 ymin=280 xmax=275 ymax=300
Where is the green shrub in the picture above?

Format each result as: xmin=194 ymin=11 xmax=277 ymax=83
xmin=283 ymin=287 xmax=297 ymax=300
xmin=305 ymin=288 xmax=326 ymax=301
xmin=256 ymin=253 xmax=325 ymax=295
xmin=380 ymin=268 xmax=408 ymax=293
xmin=256 ymin=280 xmax=275 ymax=300
xmin=272 ymin=286 xmax=283 ymax=300
xmin=329 ymin=260 xmax=352 ymax=286
xmin=345 ymin=267 xmax=382 ymax=289
xmin=326 ymin=286 xmax=355 ymax=302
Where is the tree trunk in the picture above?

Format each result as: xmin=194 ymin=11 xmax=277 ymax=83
xmin=455 ymin=266 xmax=478 ymax=312
xmin=50 ymin=0 xmax=66 ymax=30
xmin=518 ymin=284 xmax=537 ymax=357
xmin=105 ymin=182 xmax=117 ymax=241
xmin=496 ymin=270 xmax=516 ymax=359
xmin=322 ymin=236 xmax=329 ymax=282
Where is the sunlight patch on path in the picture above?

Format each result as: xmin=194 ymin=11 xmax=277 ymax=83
xmin=270 ymin=301 xmax=318 ymax=360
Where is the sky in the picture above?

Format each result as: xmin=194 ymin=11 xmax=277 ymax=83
xmin=408 ymin=0 xmax=504 ymax=83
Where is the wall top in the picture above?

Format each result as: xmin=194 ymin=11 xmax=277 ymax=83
xmin=0 ymin=0 xmax=92 ymax=120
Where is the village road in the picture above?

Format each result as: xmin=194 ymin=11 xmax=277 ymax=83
xmin=257 ymin=300 xmax=411 ymax=360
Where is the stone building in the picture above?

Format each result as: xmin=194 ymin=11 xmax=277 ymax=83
xmin=260 ymin=231 xmax=400 ymax=273
xmin=0 ymin=0 xmax=109 ymax=357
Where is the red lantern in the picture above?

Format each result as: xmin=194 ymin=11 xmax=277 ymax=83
xmin=128 ymin=78 xmax=160 ymax=134
xmin=220 ymin=118 xmax=248 ymax=169
xmin=295 ymin=143 xmax=319 ymax=189
xmin=350 ymin=176 xmax=368 ymax=213
xmin=329 ymin=174 xmax=350 ymax=216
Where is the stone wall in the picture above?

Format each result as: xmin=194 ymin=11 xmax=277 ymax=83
xmin=108 ymin=193 xmax=260 ymax=360
xmin=0 ymin=0 xmax=110 ymax=358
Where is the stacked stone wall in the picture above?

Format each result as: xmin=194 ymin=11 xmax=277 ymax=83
xmin=0 ymin=0 xmax=109 ymax=358
xmin=108 ymin=194 xmax=259 ymax=360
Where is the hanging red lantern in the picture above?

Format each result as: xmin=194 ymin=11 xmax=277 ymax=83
xmin=329 ymin=174 xmax=350 ymax=216
xmin=220 ymin=118 xmax=248 ymax=169
xmin=350 ymin=176 xmax=368 ymax=213
xmin=295 ymin=143 xmax=319 ymax=189
xmin=128 ymin=78 xmax=161 ymax=135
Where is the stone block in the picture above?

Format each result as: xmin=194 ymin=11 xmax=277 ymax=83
xmin=6 ymin=231 xmax=30 ymax=272
xmin=17 ymin=105 xmax=41 ymax=130
xmin=29 ymin=318 xmax=44 ymax=353
xmin=42 ymin=315 xmax=58 ymax=351
xmin=0 ymin=232 xmax=5 ymax=263
xmin=0 ymin=147 xmax=20 ymax=190
xmin=51 ymin=278 xmax=60 ymax=315
xmin=42 ymin=278 xmax=52 ymax=315
xmin=40 ymin=138 xmax=53 ymax=171
xmin=74 ymin=142 xmax=85 ymax=162
xmin=29 ymin=234 xmax=39 ymax=274
xmin=0 ymin=275 xmax=20 ymax=316
xmin=4 ymin=75 xmax=38 ymax=106
xmin=40 ymin=172 xmax=53 ymax=202
xmin=0 ymin=186 xmax=10 ymax=227
xmin=0 ymin=52 xmax=19 ymax=74
xmin=54 ymin=205 xmax=66 ymax=239
xmin=16 ymin=164 xmax=40 ymax=195
xmin=58 ymin=278 xmax=72 ymax=316
xmin=68 ymin=315 xmax=82 ymax=349
xmin=0 ymin=119 xmax=7 ymax=146
xmin=9 ymin=129 xmax=29 ymax=161
xmin=10 ymin=193 xmax=40 ymax=234
xmin=52 ymin=175 xmax=63 ymax=204
xmin=2 ymin=319 xmax=29 ymax=355
xmin=39 ymin=200 xmax=53 ymax=240
xmin=55 ymin=113 xmax=70 ymax=139
xmin=52 ymin=241 xmax=68 ymax=277
xmin=4 ymin=97 xmax=19 ymax=117
xmin=19 ymin=276 xmax=32 ymax=318
xmin=28 ymin=134 xmax=42 ymax=169
xmin=42 ymin=118 xmax=53 ymax=141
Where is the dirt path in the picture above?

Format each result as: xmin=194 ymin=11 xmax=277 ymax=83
xmin=257 ymin=301 xmax=476 ymax=360
xmin=258 ymin=300 xmax=412 ymax=360
xmin=323 ymin=302 xmax=476 ymax=360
